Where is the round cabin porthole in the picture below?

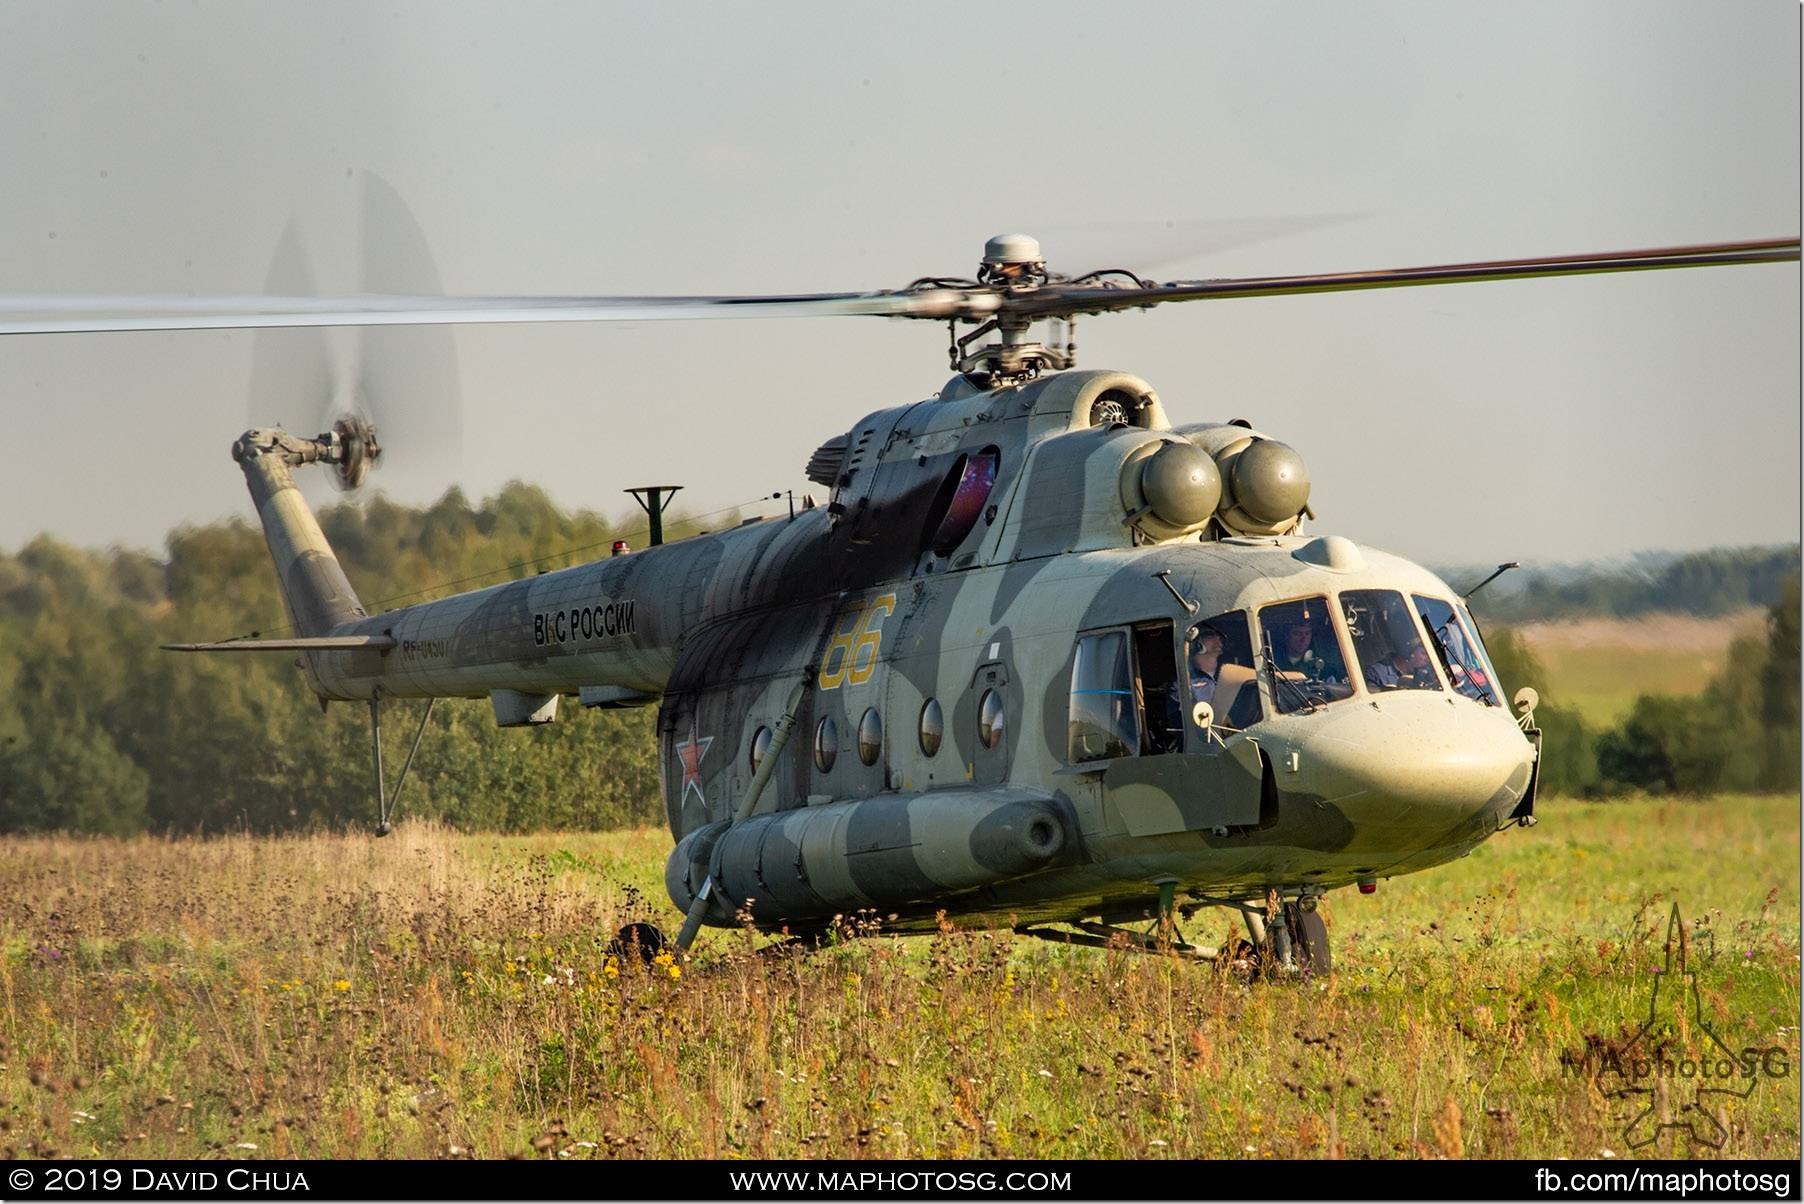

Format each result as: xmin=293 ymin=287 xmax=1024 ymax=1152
xmin=978 ymin=689 xmax=1005 ymax=750
xmin=918 ymin=698 xmax=944 ymax=756
xmin=858 ymin=707 xmax=883 ymax=766
xmin=814 ymin=717 xmax=839 ymax=773
xmin=748 ymin=725 xmax=772 ymax=773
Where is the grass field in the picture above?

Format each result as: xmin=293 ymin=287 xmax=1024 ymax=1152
xmin=1514 ymin=610 xmax=1765 ymax=729
xmin=1 ymin=796 xmax=1797 ymax=1162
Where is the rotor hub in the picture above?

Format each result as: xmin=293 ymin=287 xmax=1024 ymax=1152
xmin=327 ymin=416 xmax=382 ymax=490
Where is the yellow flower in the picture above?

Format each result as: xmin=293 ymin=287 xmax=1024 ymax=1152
xmin=603 ymin=958 xmax=619 ymax=980
xmin=333 ymin=979 xmax=351 ymax=992
xmin=666 ymin=962 xmax=681 ymax=981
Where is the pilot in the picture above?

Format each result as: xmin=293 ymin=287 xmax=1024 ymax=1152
xmin=1276 ymin=622 xmax=1317 ymax=675
xmin=1188 ymin=627 xmax=1225 ymax=704
xmin=1365 ymin=642 xmax=1436 ymax=690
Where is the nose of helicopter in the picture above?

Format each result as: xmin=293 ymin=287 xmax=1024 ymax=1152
xmin=1290 ymin=695 xmax=1534 ymax=843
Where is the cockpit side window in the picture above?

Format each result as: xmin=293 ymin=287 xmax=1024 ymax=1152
xmin=1457 ymin=603 xmax=1503 ymax=694
xmin=1342 ymin=589 xmax=1442 ymax=693
xmin=1414 ymin=595 xmax=1502 ymax=706
xmin=1069 ymin=630 xmax=1139 ymax=762
xmin=1186 ymin=611 xmax=1263 ymax=730
xmin=1256 ymin=596 xmax=1354 ymax=713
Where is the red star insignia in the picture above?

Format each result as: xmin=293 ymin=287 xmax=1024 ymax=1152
xmin=675 ymin=722 xmax=714 ymax=808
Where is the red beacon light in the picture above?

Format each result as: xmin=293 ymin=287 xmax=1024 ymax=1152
xmin=611 ymin=540 xmax=631 ymax=557
xmin=1357 ymin=878 xmax=1377 ymax=895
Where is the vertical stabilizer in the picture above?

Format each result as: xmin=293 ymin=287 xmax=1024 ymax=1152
xmin=232 ymin=429 xmax=369 ymax=637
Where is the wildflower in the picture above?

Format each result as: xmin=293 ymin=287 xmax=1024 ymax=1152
xmin=333 ymin=979 xmax=351 ymax=992
xmin=603 ymin=957 xmax=619 ymax=980
xmin=667 ymin=962 xmax=681 ymax=981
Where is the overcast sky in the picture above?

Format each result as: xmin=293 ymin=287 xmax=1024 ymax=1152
xmin=1 ymin=1 xmax=1797 ymax=567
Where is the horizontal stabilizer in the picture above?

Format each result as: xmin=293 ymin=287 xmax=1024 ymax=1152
xmin=161 ymin=635 xmax=397 ymax=653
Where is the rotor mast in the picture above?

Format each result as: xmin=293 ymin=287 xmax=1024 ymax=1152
xmin=951 ymin=234 xmax=1077 ymax=383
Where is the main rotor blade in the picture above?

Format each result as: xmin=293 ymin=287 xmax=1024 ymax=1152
xmin=1009 ymin=238 xmax=1802 ymax=318
xmin=3 ymin=237 xmax=1792 ymax=336
xmin=0 ymin=289 xmax=949 ymax=335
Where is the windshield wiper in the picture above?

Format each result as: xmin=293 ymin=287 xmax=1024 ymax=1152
xmin=1422 ymin=615 xmax=1498 ymax=706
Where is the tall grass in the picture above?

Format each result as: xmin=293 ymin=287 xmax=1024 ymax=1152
xmin=2 ymin=798 xmax=1796 ymax=1160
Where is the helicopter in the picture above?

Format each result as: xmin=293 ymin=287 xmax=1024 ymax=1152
xmin=4 ymin=231 xmax=1796 ymax=973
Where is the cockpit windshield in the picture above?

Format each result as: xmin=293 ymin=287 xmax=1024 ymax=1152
xmin=1256 ymin=596 xmax=1354 ymax=713
xmin=1414 ymin=595 xmax=1502 ymax=706
xmin=1342 ymin=589 xmax=1442 ymax=693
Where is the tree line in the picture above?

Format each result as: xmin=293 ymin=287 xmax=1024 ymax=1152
xmin=0 ymin=487 xmax=1796 ymax=835
xmin=1478 ymin=577 xmax=1799 ymax=797
xmin=1450 ymin=545 xmax=1797 ymax=624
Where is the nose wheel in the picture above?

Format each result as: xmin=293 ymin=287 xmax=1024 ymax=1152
xmin=1283 ymin=902 xmax=1332 ymax=976
xmin=1240 ymin=896 xmax=1332 ymax=977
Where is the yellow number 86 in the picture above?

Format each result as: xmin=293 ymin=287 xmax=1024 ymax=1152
xmin=818 ymin=593 xmax=897 ymax=689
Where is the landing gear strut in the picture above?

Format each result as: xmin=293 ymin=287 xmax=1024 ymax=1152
xmin=1240 ymin=892 xmax=1331 ymax=976
xmin=367 ymin=694 xmax=436 ymax=836
xmin=1020 ymin=883 xmax=1334 ymax=975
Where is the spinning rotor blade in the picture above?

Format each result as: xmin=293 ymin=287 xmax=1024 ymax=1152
xmin=1005 ymin=237 xmax=1803 ymax=319
xmin=1 ymin=237 xmax=1793 ymax=337
xmin=1030 ymin=212 xmax=1359 ymax=278
xmin=354 ymin=171 xmax=464 ymax=485
xmin=0 ymin=289 xmax=944 ymax=335
xmin=246 ymin=219 xmax=335 ymax=432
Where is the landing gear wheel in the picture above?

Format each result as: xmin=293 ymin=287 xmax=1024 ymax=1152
xmin=1283 ymin=902 xmax=1331 ymax=977
xmin=606 ymin=922 xmax=668 ymax=964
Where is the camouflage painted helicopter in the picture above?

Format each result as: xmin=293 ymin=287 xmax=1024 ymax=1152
xmin=5 ymin=232 xmax=1796 ymax=971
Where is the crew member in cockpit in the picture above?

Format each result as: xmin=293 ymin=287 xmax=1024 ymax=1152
xmin=1276 ymin=622 xmax=1317 ymax=674
xmin=1188 ymin=626 xmax=1224 ymax=704
xmin=1365 ymin=641 xmax=1436 ymax=691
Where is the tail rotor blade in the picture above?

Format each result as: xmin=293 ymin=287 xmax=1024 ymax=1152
xmin=356 ymin=171 xmax=465 ymax=491
xmin=246 ymin=218 xmax=335 ymax=434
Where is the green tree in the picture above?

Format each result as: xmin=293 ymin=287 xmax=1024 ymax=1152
xmin=0 ymin=716 xmax=148 ymax=834
xmin=1479 ymin=625 xmax=1598 ymax=795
